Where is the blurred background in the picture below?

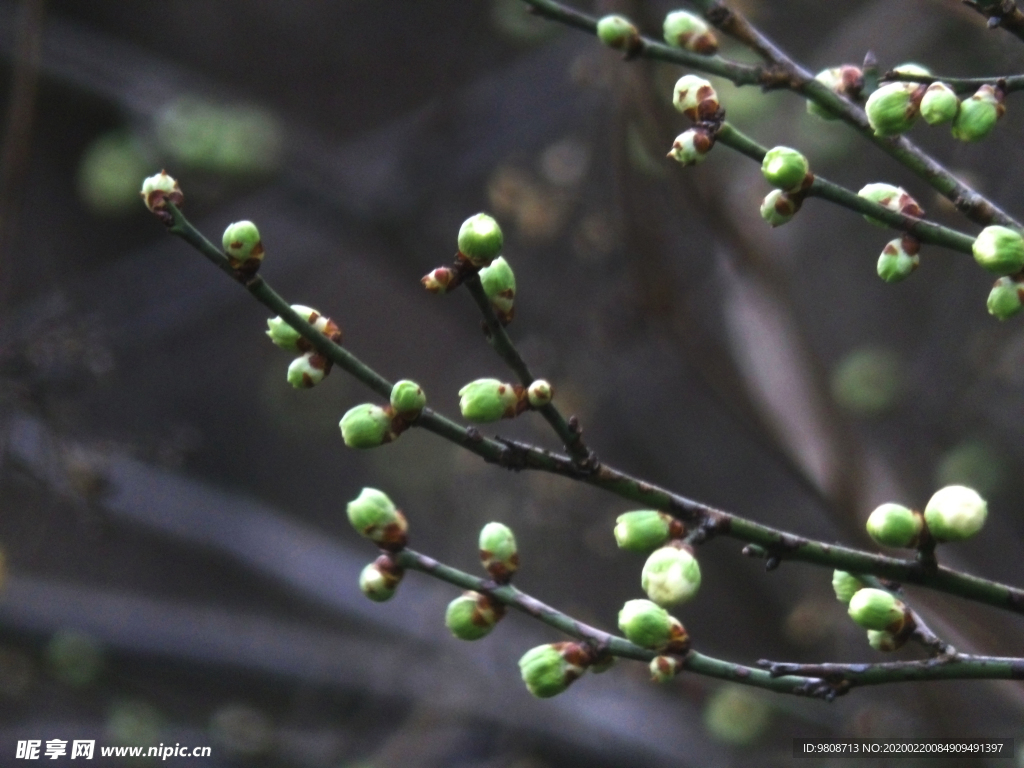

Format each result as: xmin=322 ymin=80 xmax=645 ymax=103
xmin=0 ymin=0 xmax=1023 ymax=765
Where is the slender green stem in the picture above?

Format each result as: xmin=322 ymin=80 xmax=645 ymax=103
xmin=463 ymin=274 xmax=593 ymax=464
xmin=882 ymin=71 xmax=1024 ymax=95
xmin=759 ymin=655 xmax=1024 ymax=686
xmin=714 ymin=124 xmax=978 ymax=254
xmin=161 ymin=206 xmax=1024 ymax=619
xmin=520 ymin=0 xmax=1020 ymax=228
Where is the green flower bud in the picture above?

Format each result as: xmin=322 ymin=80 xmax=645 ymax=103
xmin=421 ymin=266 xmax=455 ymax=294
xmin=649 ymin=654 xmax=683 ymax=683
xmin=222 ymin=220 xmax=264 ymax=267
xmin=266 ymin=316 xmax=304 ymax=350
xmin=923 ymin=485 xmax=987 ymax=542
xmin=671 ymin=75 xmax=719 ymax=121
xmin=866 ymin=502 xmax=923 ymax=548
xmin=662 ymin=10 xmax=717 ymax=54
xmin=951 ymin=85 xmax=1003 ymax=142
xmin=618 ymin=599 xmax=678 ymax=649
xmin=287 ymin=352 xmax=328 ymax=388
xmin=920 ymin=82 xmax=959 ymax=125
xmin=458 ymin=378 xmax=522 ymax=422
xmin=614 ymin=510 xmax=682 ymax=552
xmin=987 ymin=277 xmax=1024 ymax=320
xmin=857 ymin=183 xmax=924 ymax=227
xmin=479 ymin=521 xmax=519 ymax=582
xmin=458 ymin=213 xmax=503 ymax=267
xmin=139 ymin=170 xmax=183 ymax=219
xmin=867 ymin=629 xmax=906 ymax=652
xmin=847 ymin=587 xmax=906 ymax=632
xmin=865 ymin=82 xmax=922 ymax=136
xmin=526 ymin=379 xmax=553 ymax=408
xmin=877 ymin=236 xmax=920 ymax=283
xmin=972 ymin=225 xmax=1024 ymax=276
xmin=759 ymin=189 xmax=800 ymax=228
xmin=346 ymin=487 xmax=408 ymax=549
xmin=806 ymin=66 xmax=863 ymax=120
xmin=641 ymin=544 xmax=701 ymax=607
xmin=761 ymin=146 xmax=809 ymax=192
xmin=596 ymin=15 xmax=640 ymax=52
xmin=518 ymin=642 xmax=588 ymax=698
xmin=266 ymin=305 xmax=342 ymax=351
xmin=479 ymin=256 xmax=516 ymax=322
xmin=390 ymin=380 xmax=426 ymax=417
xmin=893 ymin=63 xmax=930 ymax=77
xmin=339 ymin=404 xmax=396 ymax=449
xmin=359 ymin=556 xmax=403 ymax=602
xmin=832 ymin=570 xmax=866 ymax=604
xmin=445 ymin=591 xmax=505 ymax=641
xmin=667 ymin=128 xmax=713 ymax=167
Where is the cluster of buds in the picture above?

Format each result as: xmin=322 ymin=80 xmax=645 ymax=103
xmin=595 ymin=15 xmax=641 ymax=55
xmin=446 ymin=523 xmax=517 ymax=642
xmin=139 ymin=171 xmax=184 ymax=225
xmin=338 ymin=379 xmax=426 ymax=449
xmin=806 ymin=65 xmax=864 ymax=120
xmin=613 ymin=510 xmax=699 ymax=607
xmin=266 ymin=305 xmax=343 ymax=389
xmin=662 ymin=10 xmax=717 ymax=55
xmin=668 ymin=75 xmax=722 ymax=168
xmin=457 ymin=378 xmax=553 ymax=422
xmin=758 ymin=146 xmax=812 ymax=228
xmin=865 ymin=485 xmax=987 ymax=548
xmin=518 ymin=642 xmax=608 ymax=698
xmin=848 ymin=588 xmax=914 ymax=652
xmin=422 ymin=214 xmax=513 ymax=310
xmin=348 ymin=488 xmax=408 ymax=603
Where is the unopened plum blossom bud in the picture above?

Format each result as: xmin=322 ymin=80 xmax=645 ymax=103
xmin=618 ymin=599 xmax=689 ymax=651
xmin=140 ymin=170 xmax=183 ymax=223
xmin=858 ymin=183 xmax=924 ymax=227
xmin=876 ymin=236 xmax=920 ymax=283
xmin=518 ymin=642 xmax=589 ymax=698
xmin=972 ymin=225 xmax=1024 ymax=276
xmin=671 ymin=75 xmax=719 ymax=121
xmin=650 ymin=654 xmax=683 ymax=683
xmin=458 ymin=378 xmax=523 ymax=422
xmin=390 ymin=380 xmax=426 ymax=418
xmin=526 ymin=379 xmax=553 ymax=408
xmin=339 ymin=404 xmax=397 ymax=449
xmin=952 ymin=85 xmax=1004 ymax=142
xmin=867 ymin=629 xmax=906 ymax=652
xmin=458 ymin=213 xmax=503 ymax=267
xmin=759 ymin=189 xmax=800 ymax=228
xmin=266 ymin=305 xmax=342 ymax=350
xmin=359 ymin=556 xmax=403 ymax=602
xmin=614 ymin=510 xmax=683 ymax=552
xmin=923 ymin=485 xmax=987 ymax=542
xmin=596 ymin=15 xmax=640 ymax=53
xmin=479 ymin=522 xmax=518 ymax=582
xmin=667 ymin=128 xmax=713 ymax=167
xmin=222 ymin=220 xmax=264 ymax=268
xmin=641 ymin=543 xmax=701 ymax=607
xmin=761 ymin=146 xmax=809 ymax=192
xmin=865 ymin=82 xmax=922 ymax=137
xmin=346 ymin=488 xmax=408 ymax=549
xmin=445 ymin=591 xmax=505 ymax=641
xmin=806 ymin=66 xmax=863 ymax=119
xmin=287 ymin=352 xmax=328 ymax=389
xmin=987 ymin=277 xmax=1024 ymax=320
xmin=866 ymin=503 xmax=923 ymax=548
xmin=479 ymin=256 xmax=516 ymax=322
xmin=421 ymin=267 xmax=455 ymax=294
xmin=662 ymin=10 xmax=717 ymax=54
xmin=832 ymin=570 xmax=866 ymax=604
xmin=920 ymin=82 xmax=959 ymax=125
xmin=847 ymin=588 xmax=907 ymax=633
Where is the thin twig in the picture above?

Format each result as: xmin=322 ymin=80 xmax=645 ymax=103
xmin=161 ymin=204 xmax=1024 ymax=619
xmin=881 ymin=70 xmax=1024 ymax=94
xmin=963 ymin=0 xmax=1024 ymax=44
